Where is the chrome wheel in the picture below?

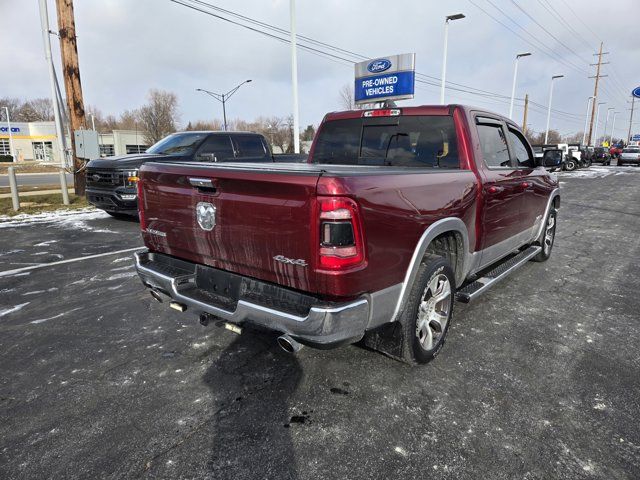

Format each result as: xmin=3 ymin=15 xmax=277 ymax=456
xmin=415 ymin=274 xmax=451 ymax=351
xmin=543 ymin=211 xmax=556 ymax=255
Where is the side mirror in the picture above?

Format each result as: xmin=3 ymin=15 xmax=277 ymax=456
xmin=540 ymin=149 xmax=563 ymax=168
xmin=197 ymin=152 xmax=217 ymax=162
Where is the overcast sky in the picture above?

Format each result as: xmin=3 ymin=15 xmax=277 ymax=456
xmin=1 ymin=0 xmax=638 ymax=138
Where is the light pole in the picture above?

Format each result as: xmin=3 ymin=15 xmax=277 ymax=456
xmin=603 ymin=107 xmax=614 ymax=145
xmin=2 ymin=107 xmax=16 ymax=162
xmin=290 ymin=0 xmax=300 ymax=153
xmin=440 ymin=13 xmax=465 ymax=105
xmin=196 ymin=79 xmax=252 ymax=132
xmin=509 ymin=52 xmax=531 ymax=119
xmin=544 ymin=74 xmax=564 ymax=144
xmin=609 ymin=112 xmax=619 ymax=145
xmin=593 ymin=102 xmax=606 ymax=146
xmin=582 ymin=96 xmax=595 ymax=146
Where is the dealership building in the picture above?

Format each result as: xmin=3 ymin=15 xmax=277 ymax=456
xmin=0 ymin=121 xmax=149 ymax=163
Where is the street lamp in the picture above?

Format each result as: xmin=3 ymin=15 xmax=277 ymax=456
xmin=1 ymin=106 xmax=16 ymax=162
xmin=196 ymin=79 xmax=253 ymax=131
xmin=440 ymin=13 xmax=466 ymax=105
xmin=603 ymin=107 xmax=614 ymax=145
xmin=609 ymin=111 xmax=619 ymax=145
xmin=509 ymin=52 xmax=532 ymax=119
xmin=544 ymin=74 xmax=564 ymax=144
xmin=593 ymin=102 xmax=606 ymax=146
xmin=582 ymin=96 xmax=595 ymax=146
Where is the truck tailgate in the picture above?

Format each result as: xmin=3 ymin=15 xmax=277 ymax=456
xmin=139 ymin=162 xmax=321 ymax=292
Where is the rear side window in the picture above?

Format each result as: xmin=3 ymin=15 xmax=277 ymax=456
xmin=477 ymin=124 xmax=511 ymax=168
xmin=312 ymin=115 xmax=459 ymax=168
xmin=234 ymin=135 xmax=267 ymax=157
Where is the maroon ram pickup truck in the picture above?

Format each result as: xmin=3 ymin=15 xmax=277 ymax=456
xmin=134 ymin=105 xmax=561 ymax=364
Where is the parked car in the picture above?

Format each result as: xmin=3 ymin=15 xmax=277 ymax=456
xmin=609 ymin=144 xmax=623 ymax=159
xmin=134 ymin=105 xmax=561 ymax=364
xmin=592 ymin=146 xmax=611 ymax=165
xmin=618 ymin=146 xmax=640 ymax=166
xmin=85 ymin=131 xmax=307 ymax=217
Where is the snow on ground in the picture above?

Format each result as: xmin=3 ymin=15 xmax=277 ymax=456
xmin=0 ymin=208 xmax=114 ymax=232
xmin=558 ymin=165 xmax=639 ymax=179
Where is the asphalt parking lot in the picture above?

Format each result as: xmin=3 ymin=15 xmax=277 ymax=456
xmin=1 ymin=165 xmax=639 ymax=479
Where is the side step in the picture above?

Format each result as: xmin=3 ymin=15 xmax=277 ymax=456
xmin=455 ymin=245 xmax=542 ymax=303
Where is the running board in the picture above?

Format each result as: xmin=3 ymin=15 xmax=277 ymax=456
xmin=455 ymin=246 xmax=542 ymax=303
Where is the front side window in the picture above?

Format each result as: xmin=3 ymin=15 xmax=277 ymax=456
xmin=233 ymin=135 xmax=267 ymax=157
xmin=508 ymin=129 xmax=534 ymax=168
xmin=196 ymin=135 xmax=234 ymax=161
xmin=146 ymin=133 xmax=207 ymax=156
xmin=312 ymin=115 xmax=459 ymax=168
xmin=477 ymin=124 xmax=511 ymax=168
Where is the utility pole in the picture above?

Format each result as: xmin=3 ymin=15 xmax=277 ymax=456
xmin=55 ymin=0 xmax=87 ymax=195
xmin=522 ymin=94 xmax=529 ymax=133
xmin=290 ymin=0 xmax=300 ymax=153
xmin=587 ymin=42 xmax=609 ymax=146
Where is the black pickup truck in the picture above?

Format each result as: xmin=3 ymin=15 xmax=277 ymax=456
xmin=86 ymin=131 xmax=306 ymax=217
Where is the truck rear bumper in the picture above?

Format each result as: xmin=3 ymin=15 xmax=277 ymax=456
xmin=134 ymin=250 xmax=370 ymax=349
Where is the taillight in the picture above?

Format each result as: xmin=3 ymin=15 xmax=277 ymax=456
xmin=317 ymin=197 xmax=365 ymax=270
xmin=137 ymin=178 xmax=147 ymax=230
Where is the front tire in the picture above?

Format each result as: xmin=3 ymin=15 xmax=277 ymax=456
xmin=565 ymin=159 xmax=577 ymax=171
xmin=533 ymin=208 xmax=557 ymax=262
xmin=398 ymin=254 xmax=455 ymax=365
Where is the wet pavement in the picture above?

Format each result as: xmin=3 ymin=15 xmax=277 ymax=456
xmin=1 ymin=166 xmax=639 ymax=479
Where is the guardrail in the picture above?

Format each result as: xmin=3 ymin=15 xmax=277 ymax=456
xmin=6 ymin=165 xmax=70 ymax=211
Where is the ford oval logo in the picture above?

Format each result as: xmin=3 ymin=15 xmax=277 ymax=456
xmin=367 ymin=59 xmax=392 ymax=73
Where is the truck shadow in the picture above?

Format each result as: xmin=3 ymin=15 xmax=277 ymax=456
xmin=202 ymin=330 xmax=302 ymax=480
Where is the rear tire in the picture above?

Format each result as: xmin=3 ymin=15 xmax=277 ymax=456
xmin=398 ymin=254 xmax=456 ymax=365
xmin=565 ymin=159 xmax=577 ymax=171
xmin=533 ymin=208 xmax=557 ymax=262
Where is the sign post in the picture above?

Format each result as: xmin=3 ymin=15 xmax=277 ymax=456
xmin=629 ymin=87 xmax=640 ymax=143
xmin=354 ymin=54 xmax=415 ymax=106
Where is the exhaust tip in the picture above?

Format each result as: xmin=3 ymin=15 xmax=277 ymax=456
xmin=277 ymin=335 xmax=303 ymax=353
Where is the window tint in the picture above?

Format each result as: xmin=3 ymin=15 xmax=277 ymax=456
xmin=234 ymin=135 xmax=267 ymax=157
xmin=313 ymin=115 xmax=459 ymax=168
xmin=508 ymin=129 xmax=534 ymax=168
xmin=197 ymin=135 xmax=234 ymax=161
xmin=477 ymin=124 xmax=511 ymax=168
xmin=147 ymin=133 xmax=207 ymax=155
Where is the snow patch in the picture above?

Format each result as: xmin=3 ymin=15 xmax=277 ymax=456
xmin=106 ymin=271 xmax=137 ymax=281
xmin=0 ymin=302 xmax=29 ymax=317
xmin=0 ymin=208 xmax=115 ymax=233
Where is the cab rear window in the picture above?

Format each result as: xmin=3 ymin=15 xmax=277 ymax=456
xmin=312 ymin=115 xmax=459 ymax=168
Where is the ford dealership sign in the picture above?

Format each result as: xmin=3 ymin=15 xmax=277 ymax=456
xmin=633 ymin=86 xmax=640 ymax=99
xmin=367 ymin=59 xmax=392 ymax=74
xmin=355 ymin=53 xmax=415 ymax=105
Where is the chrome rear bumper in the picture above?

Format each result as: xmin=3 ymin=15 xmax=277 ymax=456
xmin=134 ymin=250 xmax=369 ymax=348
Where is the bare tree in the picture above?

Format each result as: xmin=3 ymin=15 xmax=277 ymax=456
xmin=138 ymin=89 xmax=179 ymax=144
xmin=185 ymin=119 xmax=224 ymax=131
xmin=338 ymin=84 xmax=355 ymax=110
xmin=0 ymin=97 xmax=23 ymax=121
xmin=26 ymin=98 xmax=54 ymax=121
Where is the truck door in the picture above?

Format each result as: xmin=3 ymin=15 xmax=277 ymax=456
xmin=475 ymin=117 xmax=526 ymax=266
xmin=505 ymin=126 xmax=549 ymax=240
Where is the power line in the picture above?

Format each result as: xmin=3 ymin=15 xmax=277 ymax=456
xmin=170 ymin=0 xmax=587 ymax=130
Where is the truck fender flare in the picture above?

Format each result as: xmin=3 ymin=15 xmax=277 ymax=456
xmin=390 ymin=217 xmax=470 ymax=323
xmin=534 ymin=188 xmax=560 ymax=241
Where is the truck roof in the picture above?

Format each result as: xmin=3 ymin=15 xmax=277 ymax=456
xmin=322 ymin=104 xmax=516 ymax=126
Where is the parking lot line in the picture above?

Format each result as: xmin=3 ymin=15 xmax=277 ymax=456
xmin=0 ymin=246 xmax=145 ymax=278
